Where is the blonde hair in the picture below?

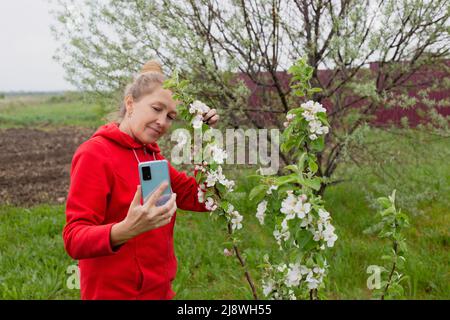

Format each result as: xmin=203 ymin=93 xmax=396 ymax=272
xmin=115 ymin=60 xmax=166 ymax=122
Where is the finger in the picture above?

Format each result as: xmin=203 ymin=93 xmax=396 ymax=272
xmin=159 ymin=205 xmax=177 ymax=225
xmin=160 ymin=202 xmax=177 ymax=220
xmin=153 ymin=204 xmax=176 ymax=227
xmin=155 ymin=212 xmax=174 ymax=226
xmin=130 ymin=185 xmax=142 ymax=207
xmin=207 ymin=114 xmax=219 ymax=125
xmin=156 ymin=194 xmax=177 ymax=217
xmin=144 ymin=181 xmax=169 ymax=208
xmin=203 ymin=109 xmax=216 ymax=122
xmin=153 ymin=193 xmax=177 ymax=216
xmin=158 ymin=216 xmax=172 ymax=228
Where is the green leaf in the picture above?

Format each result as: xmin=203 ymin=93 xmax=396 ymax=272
xmin=309 ymin=136 xmax=325 ymax=152
xmin=195 ymin=171 xmax=203 ymax=184
xmin=219 ymin=200 xmax=229 ymax=211
xmin=381 ymin=255 xmax=393 ymax=261
xmin=380 ymin=207 xmax=396 ymax=217
xmin=284 ymin=164 xmax=299 ymax=173
xmin=388 ymin=190 xmax=397 ymax=204
xmin=295 ymin=229 xmax=314 ymax=250
xmin=275 ymin=175 xmax=298 ymax=186
xmin=377 ymin=197 xmax=392 ymax=209
xmin=296 ymin=176 xmax=322 ymax=191
xmin=297 ymin=152 xmax=308 ymax=171
xmin=308 ymin=87 xmax=323 ymax=94
xmin=363 ymin=222 xmax=384 ymax=235
xmin=277 ymin=184 xmax=295 ymax=196
xmin=249 ymin=185 xmax=268 ymax=202
xmin=308 ymin=156 xmax=318 ymax=174
xmin=316 ymin=112 xmax=330 ymax=126
xmin=246 ymin=174 xmax=264 ymax=181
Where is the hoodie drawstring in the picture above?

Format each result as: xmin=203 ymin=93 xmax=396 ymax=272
xmin=132 ymin=148 xmax=156 ymax=164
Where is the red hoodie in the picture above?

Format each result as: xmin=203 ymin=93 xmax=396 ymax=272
xmin=63 ymin=122 xmax=207 ymax=300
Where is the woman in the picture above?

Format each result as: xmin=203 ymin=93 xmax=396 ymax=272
xmin=63 ymin=60 xmax=219 ymax=300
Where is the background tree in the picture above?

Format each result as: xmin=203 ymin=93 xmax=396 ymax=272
xmin=51 ymin=0 xmax=450 ymax=205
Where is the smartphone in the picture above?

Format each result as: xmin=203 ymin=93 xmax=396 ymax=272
xmin=138 ymin=160 xmax=172 ymax=207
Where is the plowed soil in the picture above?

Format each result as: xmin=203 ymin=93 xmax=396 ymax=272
xmin=0 ymin=127 xmax=95 ymax=206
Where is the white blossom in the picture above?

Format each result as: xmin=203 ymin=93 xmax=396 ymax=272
xmin=318 ymin=208 xmax=330 ymax=220
xmin=300 ymin=213 xmax=313 ymax=228
xmin=215 ymin=166 xmax=235 ymax=191
xmin=230 ymin=210 xmax=243 ymax=231
xmin=280 ymin=191 xmax=297 ymax=219
xmin=191 ymin=114 xmax=203 ymax=129
xmin=226 ymin=203 xmax=235 ymax=214
xmin=216 ymin=166 xmax=226 ymax=181
xmin=288 ymin=290 xmax=297 ymax=300
xmin=281 ymin=191 xmax=311 ymax=220
xmin=308 ymin=119 xmax=329 ymax=137
xmin=286 ymin=113 xmax=295 ymax=121
xmin=300 ymin=265 xmax=311 ymax=276
xmin=197 ymin=186 xmax=206 ymax=203
xmin=189 ymin=100 xmax=210 ymax=114
xmin=293 ymin=200 xmax=311 ymax=219
xmin=272 ymin=292 xmax=282 ymax=300
xmin=294 ymin=100 xmax=329 ymax=138
xmin=195 ymin=164 xmax=206 ymax=173
xmin=317 ymin=125 xmax=329 ymax=135
xmin=323 ymin=225 xmax=338 ymax=247
xmin=305 ymin=272 xmax=321 ymax=290
xmin=210 ymin=145 xmax=227 ymax=164
xmin=308 ymin=120 xmax=323 ymax=133
xmin=302 ymin=111 xmax=316 ymax=122
xmin=266 ymin=185 xmax=278 ymax=195
xmin=276 ymin=264 xmax=287 ymax=272
xmin=205 ymin=197 xmax=218 ymax=211
xmin=262 ymin=279 xmax=275 ymax=297
xmin=222 ymin=179 xmax=235 ymax=192
xmin=223 ymin=248 xmax=233 ymax=257
xmin=301 ymin=100 xmax=326 ymax=114
xmin=313 ymin=209 xmax=338 ymax=247
xmin=205 ymin=170 xmax=217 ymax=187
xmin=281 ymin=218 xmax=289 ymax=232
xmin=285 ymin=263 xmax=302 ymax=287
xmin=273 ymin=228 xmax=290 ymax=246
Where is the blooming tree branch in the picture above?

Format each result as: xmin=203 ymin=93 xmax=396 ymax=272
xmin=250 ymin=58 xmax=338 ymax=300
xmin=163 ymin=73 xmax=258 ymax=299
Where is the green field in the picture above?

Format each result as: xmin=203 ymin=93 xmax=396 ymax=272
xmin=0 ymin=96 xmax=448 ymax=299
xmin=0 ymin=94 xmax=104 ymax=129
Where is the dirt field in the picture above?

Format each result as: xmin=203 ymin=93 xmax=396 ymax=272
xmin=0 ymin=127 xmax=95 ymax=206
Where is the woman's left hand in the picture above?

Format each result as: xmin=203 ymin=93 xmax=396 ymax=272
xmin=203 ymin=109 xmax=219 ymax=127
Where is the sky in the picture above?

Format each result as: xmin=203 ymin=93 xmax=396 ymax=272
xmin=0 ymin=0 xmax=75 ymax=92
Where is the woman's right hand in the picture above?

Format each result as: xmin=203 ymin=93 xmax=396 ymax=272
xmin=110 ymin=182 xmax=177 ymax=249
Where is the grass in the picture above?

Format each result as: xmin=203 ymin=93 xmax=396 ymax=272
xmin=0 ymin=95 xmax=104 ymax=129
xmin=0 ymin=96 xmax=448 ymax=299
xmin=0 ymin=176 xmax=448 ymax=299
xmin=0 ymin=205 xmax=78 ymax=299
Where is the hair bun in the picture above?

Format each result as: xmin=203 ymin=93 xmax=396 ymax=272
xmin=140 ymin=59 xmax=163 ymax=74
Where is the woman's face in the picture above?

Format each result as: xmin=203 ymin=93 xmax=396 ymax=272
xmin=125 ymin=86 xmax=178 ymax=144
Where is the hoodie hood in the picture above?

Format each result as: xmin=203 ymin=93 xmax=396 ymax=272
xmin=92 ymin=122 xmax=161 ymax=153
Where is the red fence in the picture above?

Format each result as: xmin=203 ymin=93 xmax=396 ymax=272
xmin=237 ymin=59 xmax=449 ymax=127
